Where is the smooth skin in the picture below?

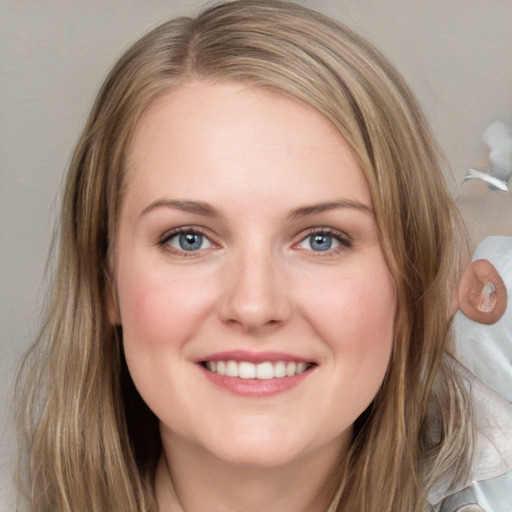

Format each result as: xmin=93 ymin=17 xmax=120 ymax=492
xmin=110 ymin=81 xmax=396 ymax=511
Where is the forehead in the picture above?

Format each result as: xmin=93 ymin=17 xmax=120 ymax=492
xmin=122 ymin=80 xmax=371 ymax=214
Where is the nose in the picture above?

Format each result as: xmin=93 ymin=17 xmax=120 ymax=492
xmin=217 ymin=248 xmax=292 ymax=334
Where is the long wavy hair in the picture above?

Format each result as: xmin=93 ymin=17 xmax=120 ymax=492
xmin=16 ymin=1 xmax=470 ymax=511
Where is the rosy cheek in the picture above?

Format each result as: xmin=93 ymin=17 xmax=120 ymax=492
xmin=118 ymin=272 xmax=165 ymax=340
xmin=316 ymin=271 xmax=394 ymax=351
xmin=118 ymin=263 xmax=216 ymax=350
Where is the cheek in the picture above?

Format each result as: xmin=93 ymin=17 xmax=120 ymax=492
xmin=118 ymin=274 xmax=169 ymax=342
xmin=309 ymin=269 xmax=395 ymax=345
xmin=302 ymin=263 xmax=396 ymax=390
xmin=116 ymin=264 xmax=211 ymax=350
xmin=116 ymin=267 xmax=208 ymax=409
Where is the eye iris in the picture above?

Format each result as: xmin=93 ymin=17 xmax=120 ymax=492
xmin=179 ymin=233 xmax=203 ymax=251
xmin=310 ymin=233 xmax=332 ymax=251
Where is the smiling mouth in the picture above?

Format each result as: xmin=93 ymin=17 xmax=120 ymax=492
xmin=202 ymin=360 xmax=315 ymax=379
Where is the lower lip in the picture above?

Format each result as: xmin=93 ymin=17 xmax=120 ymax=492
xmin=199 ymin=365 xmax=314 ymax=397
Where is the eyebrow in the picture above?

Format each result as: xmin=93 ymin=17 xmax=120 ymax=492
xmin=286 ymin=199 xmax=373 ymax=220
xmin=139 ymin=199 xmax=219 ymax=219
xmin=139 ymin=198 xmax=372 ymax=221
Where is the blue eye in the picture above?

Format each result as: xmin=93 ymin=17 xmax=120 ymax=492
xmin=298 ymin=230 xmax=350 ymax=253
xmin=305 ymin=233 xmax=337 ymax=251
xmin=165 ymin=230 xmax=212 ymax=252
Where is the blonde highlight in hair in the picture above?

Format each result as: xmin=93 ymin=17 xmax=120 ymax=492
xmin=16 ymin=2 xmax=470 ymax=511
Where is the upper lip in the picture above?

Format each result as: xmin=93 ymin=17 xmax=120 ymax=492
xmin=197 ymin=350 xmax=313 ymax=364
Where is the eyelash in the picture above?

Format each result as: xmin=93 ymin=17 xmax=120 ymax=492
xmin=297 ymin=227 xmax=353 ymax=255
xmin=158 ymin=226 xmax=215 ymax=256
xmin=157 ymin=226 xmax=352 ymax=256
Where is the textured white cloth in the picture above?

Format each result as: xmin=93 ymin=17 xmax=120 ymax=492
xmin=453 ymin=236 xmax=512 ymax=403
xmin=433 ymin=236 xmax=512 ymax=512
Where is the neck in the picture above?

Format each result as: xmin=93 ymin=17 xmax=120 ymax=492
xmin=155 ymin=433 xmax=346 ymax=512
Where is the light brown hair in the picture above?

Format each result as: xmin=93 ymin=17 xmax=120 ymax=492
xmin=16 ymin=1 xmax=470 ymax=511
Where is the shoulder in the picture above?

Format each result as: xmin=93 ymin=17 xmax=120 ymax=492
xmin=434 ymin=470 xmax=512 ymax=512
xmin=428 ymin=360 xmax=512 ymax=511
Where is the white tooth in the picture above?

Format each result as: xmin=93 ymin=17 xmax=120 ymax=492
xmin=256 ymin=362 xmax=274 ymax=379
xmin=296 ymin=362 xmax=307 ymax=375
xmin=238 ymin=361 xmax=257 ymax=379
xmin=216 ymin=361 xmax=226 ymax=376
xmin=286 ymin=362 xmax=297 ymax=377
xmin=226 ymin=360 xmax=239 ymax=377
xmin=274 ymin=361 xmax=286 ymax=378
xmin=207 ymin=360 xmax=308 ymax=379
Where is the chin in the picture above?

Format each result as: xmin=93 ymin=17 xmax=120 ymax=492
xmin=210 ymin=443 xmax=305 ymax=469
xmin=200 ymin=426 xmax=326 ymax=469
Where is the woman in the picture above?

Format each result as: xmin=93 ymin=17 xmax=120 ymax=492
xmin=15 ymin=1 xmax=485 ymax=510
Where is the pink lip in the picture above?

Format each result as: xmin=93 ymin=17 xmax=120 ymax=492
xmin=199 ymin=364 xmax=315 ymax=397
xmin=197 ymin=350 xmax=312 ymax=364
xmin=195 ymin=350 xmax=316 ymax=398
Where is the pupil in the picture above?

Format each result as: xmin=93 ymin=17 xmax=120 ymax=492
xmin=311 ymin=234 xmax=331 ymax=251
xmin=179 ymin=233 xmax=202 ymax=251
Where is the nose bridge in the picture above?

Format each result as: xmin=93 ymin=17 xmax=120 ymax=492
xmin=219 ymin=238 xmax=291 ymax=331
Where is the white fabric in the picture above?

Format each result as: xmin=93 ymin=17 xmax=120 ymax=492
xmin=452 ymin=236 xmax=512 ymax=403
xmin=433 ymin=236 xmax=512 ymax=512
xmin=427 ymin=360 xmax=512 ymax=507
xmin=472 ymin=470 xmax=512 ymax=512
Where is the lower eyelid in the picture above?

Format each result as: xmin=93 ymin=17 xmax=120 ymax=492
xmin=157 ymin=227 xmax=352 ymax=255
xmin=158 ymin=228 xmax=214 ymax=249
xmin=297 ymin=229 xmax=352 ymax=249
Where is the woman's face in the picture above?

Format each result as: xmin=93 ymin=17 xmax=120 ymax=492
xmin=112 ymin=81 xmax=396 ymax=468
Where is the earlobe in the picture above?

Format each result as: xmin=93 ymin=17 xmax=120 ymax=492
xmin=458 ymin=259 xmax=508 ymax=325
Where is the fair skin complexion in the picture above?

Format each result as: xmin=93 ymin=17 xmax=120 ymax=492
xmin=111 ymin=81 xmax=396 ymax=511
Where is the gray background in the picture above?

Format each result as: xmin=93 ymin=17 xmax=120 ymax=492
xmin=2 ymin=1 xmax=511 ymax=509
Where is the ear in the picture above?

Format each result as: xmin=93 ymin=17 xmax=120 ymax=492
xmin=457 ymin=259 xmax=508 ymax=324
